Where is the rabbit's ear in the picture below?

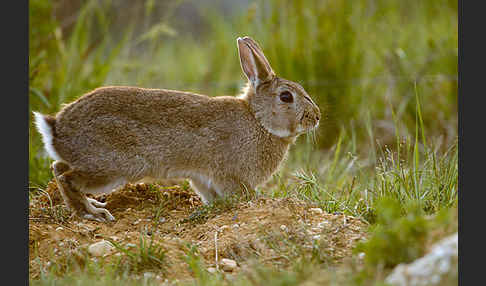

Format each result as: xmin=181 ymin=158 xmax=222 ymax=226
xmin=237 ymin=36 xmax=275 ymax=88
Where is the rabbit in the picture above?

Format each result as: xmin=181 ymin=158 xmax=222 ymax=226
xmin=33 ymin=36 xmax=321 ymax=222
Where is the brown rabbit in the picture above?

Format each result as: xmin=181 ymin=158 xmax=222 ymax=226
xmin=33 ymin=36 xmax=321 ymax=222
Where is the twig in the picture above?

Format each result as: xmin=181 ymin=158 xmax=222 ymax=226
xmin=29 ymin=217 xmax=51 ymax=221
xmin=214 ymin=231 xmax=219 ymax=271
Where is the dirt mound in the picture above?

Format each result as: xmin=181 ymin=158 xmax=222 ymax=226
xmin=29 ymin=181 xmax=368 ymax=281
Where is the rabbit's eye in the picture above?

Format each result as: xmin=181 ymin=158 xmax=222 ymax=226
xmin=279 ymin=91 xmax=293 ymax=103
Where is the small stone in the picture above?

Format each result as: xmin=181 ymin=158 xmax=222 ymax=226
xmin=312 ymin=235 xmax=321 ymax=240
xmin=133 ymin=219 xmax=142 ymax=225
xmin=207 ymin=267 xmax=217 ymax=273
xmin=88 ymin=240 xmax=115 ymax=257
xmin=55 ymin=227 xmax=63 ymax=231
xmin=159 ymin=217 xmax=166 ymax=223
xmin=309 ymin=208 xmax=323 ymax=214
xmin=220 ymin=258 xmax=237 ymax=272
xmin=280 ymin=225 xmax=288 ymax=231
xmin=232 ymin=224 xmax=240 ymax=228
xmin=125 ymin=243 xmax=136 ymax=249
xmin=143 ymin=272 xmax=155 ymax=279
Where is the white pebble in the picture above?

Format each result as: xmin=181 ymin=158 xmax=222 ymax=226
xmin=143 ymin=272 xmax=155 ymax=279
xmin=280 ymin=225 xmax=288 ymax=231
xmin=88 ymin=240 xmax=114 ymax=257
xmin=309 ymin=208 xmax=323 ymax=214
xmin=220 ymin=258 xmax=237 ymax=272
xmin=55 ymin=227 xmax=63 ymax=231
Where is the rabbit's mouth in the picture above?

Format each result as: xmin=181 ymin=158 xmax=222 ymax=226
xmin=299 ymin=111 xmax=320 ymax=132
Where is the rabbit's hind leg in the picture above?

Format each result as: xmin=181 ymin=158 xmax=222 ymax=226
xmin=51 ymin=161 xmax=77 ymax=212
xmin=86 ymin=197 xmax=107 ymax=207
xmin=52 ymin=165 xmax=115 ymax=222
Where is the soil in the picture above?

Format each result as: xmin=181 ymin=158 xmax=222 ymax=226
xmin=29 ymin=180 xmax=368 ymax=282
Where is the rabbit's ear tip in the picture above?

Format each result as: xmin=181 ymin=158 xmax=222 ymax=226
xmin=238 ymin=36 xmax=251 ymax=41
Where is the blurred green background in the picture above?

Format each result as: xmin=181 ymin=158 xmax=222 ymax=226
xmin=29 ymin=0 xmax=457 ymax=187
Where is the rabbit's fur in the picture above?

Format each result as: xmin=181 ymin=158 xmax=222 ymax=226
xmin=33 ymin=36 xmax=320 ymax=222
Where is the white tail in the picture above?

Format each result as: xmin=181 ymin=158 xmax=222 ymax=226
xmin=33 ymin=112 xmax=63 ymax=161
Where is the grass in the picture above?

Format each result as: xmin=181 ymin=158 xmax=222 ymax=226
xmin=29 ymin=0 xmax=457 ymax=285
xmin=109 ymin=236 xmax=170 ymax=276
xmin=269 ymin=129 xmax=458 ymax=225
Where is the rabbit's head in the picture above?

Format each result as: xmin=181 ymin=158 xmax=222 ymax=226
xmin=237 ymin=36 xmax=321 ymax=139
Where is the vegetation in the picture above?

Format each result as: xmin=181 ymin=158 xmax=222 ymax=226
xmin=29 ymin=0 xmax=457 ymax=285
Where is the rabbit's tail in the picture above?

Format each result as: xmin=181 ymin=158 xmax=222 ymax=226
xmin=33 ymin=111 xmax=63 ymax=161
